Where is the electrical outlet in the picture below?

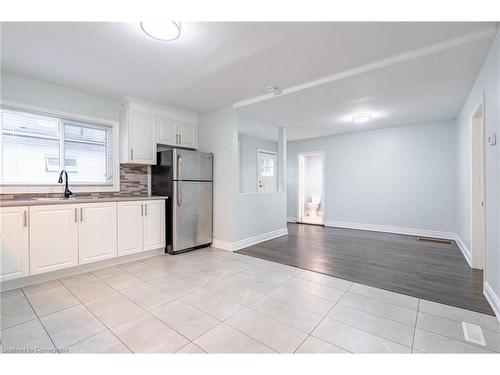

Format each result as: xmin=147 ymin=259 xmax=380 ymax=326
xmin=395 ymin=214 xmax=401 ymax=222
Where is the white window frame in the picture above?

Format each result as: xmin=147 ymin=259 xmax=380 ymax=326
xmin=0 ymin=101 xmax=120 ymax=194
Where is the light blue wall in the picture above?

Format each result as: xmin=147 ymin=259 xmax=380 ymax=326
xmin=238 ymin=133 xmax=278 ymax=193
xmin=456 ymin=29 xmax=500 ymax=301
xmin=288 ymin=121 xmax=457 ymax=232
xmin=1 ymin=71 xmax=120 ymax=120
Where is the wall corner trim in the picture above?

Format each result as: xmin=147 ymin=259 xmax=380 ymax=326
xmin=212 ymin=228 xmax=288 ymax=252
xmin=453 ymin=234 xmax=472 ymax=267
xmin=484 ymin=282 xmax=500 ymax=322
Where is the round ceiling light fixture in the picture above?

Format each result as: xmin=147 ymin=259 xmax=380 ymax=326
xmin=352 ymin=114 xmax=372 ymax=124
xmin=140 ymin=21 xmax=182 ymax=41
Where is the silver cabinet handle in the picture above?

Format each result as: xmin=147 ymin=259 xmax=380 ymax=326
xmin=80 ymin=207 xmax=83 ymax=222
xmin=179 ymin=133 xmax=182 ymax=144
xmin=131 ymin=148 xmax=134 ymax=160
xmin=23 ymin=210 xmax=27 ymax=228
xmin=74 ymin=208 xmax=78 ymax=223
xmin=145 ymin=204 xmax=148 ymax=216
xmin=141 ymin=203 xmax=144 ymax=216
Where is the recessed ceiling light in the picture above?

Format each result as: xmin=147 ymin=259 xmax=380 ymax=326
xmin=140 ymin=21 xmax=182 ymax=41
xmin=352 ymin=114 xmax=372 ymax=123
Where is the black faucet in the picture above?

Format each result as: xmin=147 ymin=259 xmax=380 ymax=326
xmin=58 ymin=170 xmax=73 ymax=198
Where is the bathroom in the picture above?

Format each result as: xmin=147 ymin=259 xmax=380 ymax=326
xmin=298 ymin=152 xmax=324 ymax=225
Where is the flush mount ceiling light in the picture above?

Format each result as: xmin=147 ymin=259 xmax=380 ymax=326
xmin=266 ymin=86 xmax=282 ymax=96
xmin=352 ymin=114 xmax=372 ymax=123
xmin=140 ymin=21 xmax=182 ymax=41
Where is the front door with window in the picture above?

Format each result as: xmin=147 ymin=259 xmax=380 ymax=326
xmin=257 ymin=150 xmax=277 ymax=193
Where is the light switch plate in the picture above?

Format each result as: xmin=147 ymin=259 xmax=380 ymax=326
xmin=488 ymin=132 xmax=496 ymax=146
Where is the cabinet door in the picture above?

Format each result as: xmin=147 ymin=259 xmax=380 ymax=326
xmin=30 ymin=204 xmax=79 ymax=275
xmin=79 ymin=203 xmax=117 ymax=264
xmin=117 ymin=201 xmax=144 ymax=256
xmin=143 ymin=200 xmax=165 ymax=251
xmin=129 ymin=110 xmax=156 ymax=164
xmin=156 ymin=117 xmax=176 ymax=146
xmin=177 ymin=121 xmax=197 ymax=149
xmin=0 ymin=207 xmax=29 ymax=282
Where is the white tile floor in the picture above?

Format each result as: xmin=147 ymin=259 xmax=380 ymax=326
xmin=1 ymin=247 xmax=500 ymax=354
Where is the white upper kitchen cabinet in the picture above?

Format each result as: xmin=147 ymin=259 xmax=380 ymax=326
xmin=29 ymin=204 xmax=79 ymax=275
xmin=0 ymin=206 xmax=29 ymax=282
xmin=120 ymin=107 xmax=157 ymax=165
xmin=156 ymin=116 xmax=177 ymax=145
xmin=143 ymin=200 xmax=165 ymax=251
xmin=176 ymin=121 xmax=197 ymax=148
xmin=157 ymin=118 xmax=198 ymax=149
xmin=121 ymin=98 xmax=198 ymax=161
xmin=78 ymin=202 xmax=118 ymax=264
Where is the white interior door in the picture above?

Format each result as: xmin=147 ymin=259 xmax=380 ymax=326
xmin=257 ymin=150 xmax=277 ymax=193
xmin=471 ymin=101 xmax=486 ymax=270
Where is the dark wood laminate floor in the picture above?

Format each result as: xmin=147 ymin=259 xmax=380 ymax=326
xmin=237 ymin=223 xmax=494 ymax=315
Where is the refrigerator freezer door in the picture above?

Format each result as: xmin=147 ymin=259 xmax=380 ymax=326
xmin=173 ymin=149 xmax=213 ymax=181
xmin=173 ymin=181 xmax=213 ymax=251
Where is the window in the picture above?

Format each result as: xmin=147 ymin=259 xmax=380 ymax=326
xmin=1 ymin=107 xmax=117 ymax=191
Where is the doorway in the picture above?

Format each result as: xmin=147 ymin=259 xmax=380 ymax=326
xmin=297 ymin=152 xmax=325 ymax=225
xmin=471 ymin=97 xmax=486 ymax=271
xmin=257 ymin=149 xmax=277 ymax=193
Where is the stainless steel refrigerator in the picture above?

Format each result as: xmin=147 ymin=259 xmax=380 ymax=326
xmin=151 ymin=149 xmax=213 ymax=254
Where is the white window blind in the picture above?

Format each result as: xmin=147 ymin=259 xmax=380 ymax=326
xmin=1 ymin=108 xmax=114 ymax=186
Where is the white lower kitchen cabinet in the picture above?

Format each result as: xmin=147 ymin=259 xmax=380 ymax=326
xmin=117 ymin=199 xmax=166 ymax=255
xmin=78 ymin=202 xmax=118 ymax=264
xmin=117 ymin=201 xmax=144 ymax=256
xmin=0 ymin=206 xmax=29 ymax=282
xmin=143 ymin=200 xmax=166 ymax=251
xmin=29 ymin=204 xmax=79 ymax=275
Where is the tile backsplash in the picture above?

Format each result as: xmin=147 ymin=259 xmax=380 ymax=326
xmin=0 ymin=165 xmax=149 ymax=200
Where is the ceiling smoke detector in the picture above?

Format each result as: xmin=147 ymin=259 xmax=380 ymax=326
xmin=266 ymin=86 xmax=282 ymax=96
xmin=352 ymin=114 xmax=372 ymax=123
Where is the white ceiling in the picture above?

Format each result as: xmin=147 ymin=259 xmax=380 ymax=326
xmin=1 ymin=22 xmax=497 ymax=140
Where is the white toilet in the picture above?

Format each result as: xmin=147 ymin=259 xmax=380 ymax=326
xmin=306 ymin=194 xmax=322 ymax=217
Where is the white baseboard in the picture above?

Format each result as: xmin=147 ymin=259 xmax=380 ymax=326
xmin=484 ymin=282 xmax=500 ymax=323
xmin=287 ymin=217 xmax=297 ymax=223
xmin=453 ymin=234 xmax=472 ymax=267
xmin=212 ymin=228 xmax=288 ymax=252
xmin=1 ymin=248 xmax=165 ymax=292
xmin=325 ymin=220 xmax=456 ymax=240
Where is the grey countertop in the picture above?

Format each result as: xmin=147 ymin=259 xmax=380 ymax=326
xmin=0 ymin=195 xmax=168 ymax=207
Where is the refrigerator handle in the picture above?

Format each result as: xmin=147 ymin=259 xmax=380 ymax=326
xmin=177 ymin=181 xmax=182 ymax=207
xmin=177 ymin=153 xmax=184 ymax=181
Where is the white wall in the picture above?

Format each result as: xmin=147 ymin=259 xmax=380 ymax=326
xmin=1 ymin=71 xmax=120 ymax=120
xmin=288 ymin=121 xmax=457 ymax=233
xmin=238 ymin=134 xmax=278 ymax=193
xmin=456 ymin=29 xmax=500 ymax=310
xmin=199 ymin=108 xmax=287 ymax=247
xmin=198 ymin=107 xmax=239 ymax=244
